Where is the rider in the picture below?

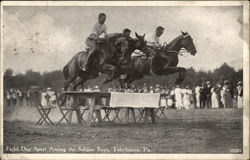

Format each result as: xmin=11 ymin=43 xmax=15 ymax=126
xmin=122 ymin=28 xmax=132 ymax=39
xmin=82 ymin=13 xmax=108 ymax=72
xmin=144 ymin=26 xmax=169 ymax=74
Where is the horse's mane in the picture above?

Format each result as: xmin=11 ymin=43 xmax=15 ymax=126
xmin=166 ymin=35 xmax=183 ymax=50
xmin=103 ymin=33 xmax=124 ymax=43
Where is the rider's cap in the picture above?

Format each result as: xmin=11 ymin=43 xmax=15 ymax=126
xmin=237 ymin=81 xmax=242 ymax=85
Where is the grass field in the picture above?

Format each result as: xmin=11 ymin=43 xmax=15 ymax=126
xmin=3 ymin=106 xmax=243 ymax=154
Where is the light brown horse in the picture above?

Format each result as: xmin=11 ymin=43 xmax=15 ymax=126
xmin=118 ymin=31 xmax=197 ymax=87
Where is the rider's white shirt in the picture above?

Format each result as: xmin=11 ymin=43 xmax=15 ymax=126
xmin=144 ymin=32 xmax=162 ymax=47
xmin=92 ymin=22 xmax=107 ymax=37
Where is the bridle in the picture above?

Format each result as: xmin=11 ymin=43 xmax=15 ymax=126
xmin=164 ymin=34 xmax=192 ymax=57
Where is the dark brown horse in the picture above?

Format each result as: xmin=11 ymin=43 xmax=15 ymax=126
xmin=63 ymin=33 xmax=148 ymax=91
xmin=118 ymin=31 xmax=197 ymax=87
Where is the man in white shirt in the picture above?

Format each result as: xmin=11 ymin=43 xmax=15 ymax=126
xmin=82 ymin=13 xmax=108 ymax=72
xmin=144 ymin=26 xmax=169 ymax=74
xmin=145 ymin=26 xmax=164 ymax=56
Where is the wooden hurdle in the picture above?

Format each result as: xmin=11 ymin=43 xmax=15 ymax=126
xmin=62 ymin=91 xmax=168 ymax=126
xmin=62 ymin=91 xmax=110 ymax=127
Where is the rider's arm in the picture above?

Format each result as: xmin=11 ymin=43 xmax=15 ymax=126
xmin=103 ymin=24 xmax=107 ymax=36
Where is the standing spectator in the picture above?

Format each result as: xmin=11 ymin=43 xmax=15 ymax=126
xmin=183 ymin=86 xmax=192 ymax=109
xmin=12 ymin=90 xmax=17 ymax=106
xmin=205 ymin=81 xmax=212 ymax=108
xmin=6 ymin=90 xmax=11 ymax=106
xmin=236 ymin=81 xmax=243 ymax=108
xmin=170 ymin=87 xmax=175 ymax=108
xmin=16 ymin=89 xmax=21 ymax=106
xmin=26 ymin=90 xmax=31 ymax=106
xmin=195 ymin=83 xmax=201 ymax=108
xmin=216 ymin=82 xmax=223 ymax=108
xmin=221 ymin=80 xmax=233 ymax=108
xmin=211 ymin=84 xmax=219 ymax=108
xmin=174 ymin=85 xmax=183 ymax=109
xmin=41 ymin=89 xmax=48 ymax=106
xmin=200 ymin=84 xmax=206 ymax=108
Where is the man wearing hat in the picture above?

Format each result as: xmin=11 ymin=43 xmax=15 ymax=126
xmin=237 ymin=81 xmax=243 ymax=108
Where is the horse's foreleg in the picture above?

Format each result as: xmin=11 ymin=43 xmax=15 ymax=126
xmin=71 ymin=76 xmax=84 ymax=91
xmin=101 ymin=63 xmax=119 ymax=84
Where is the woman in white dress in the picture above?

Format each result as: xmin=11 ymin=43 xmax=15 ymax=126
xmin=175 ymin=85 xmax=183 ymax=109
xmin=211 ymin=85 xmax=219 ymax=108
xmin=195 ymin=84 xmax=201 ymax=108
xmin=183 ymin=86 xmax=192 ymax=109
xmin=237 ymin=81 xmax=243 ymax=108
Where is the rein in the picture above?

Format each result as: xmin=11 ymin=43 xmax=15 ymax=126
xmin=167 ymin=48 xmax=189 ymax=57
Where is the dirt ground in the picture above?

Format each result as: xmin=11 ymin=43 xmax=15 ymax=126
xmin=3 ymin=106 xmax=243 ymax=154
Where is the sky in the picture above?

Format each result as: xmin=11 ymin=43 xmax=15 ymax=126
xmin=3 ymin=6 xmax=243 ymax=74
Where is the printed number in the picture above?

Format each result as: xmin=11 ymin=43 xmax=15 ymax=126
xmin=230 ymin=148 xmax=242 ymax=153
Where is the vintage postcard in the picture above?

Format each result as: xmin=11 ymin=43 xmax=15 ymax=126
xmin=0 ymin=1 xmax=249 ymax=160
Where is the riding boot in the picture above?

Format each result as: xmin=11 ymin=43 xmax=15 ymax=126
xmin=81 ymin=48 xmax=96 ymax=72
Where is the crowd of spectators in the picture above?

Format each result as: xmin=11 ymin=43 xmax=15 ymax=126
xmin=4 ymin=79 xmax=243 ymax=109
xmin=4 ymin=88 xmax=35 ymax=107
xmin=82 ymin=80 xmax=243 ymax=109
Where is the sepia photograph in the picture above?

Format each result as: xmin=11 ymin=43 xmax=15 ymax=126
xmin=1 ymin=1 xmax=249 ymax=160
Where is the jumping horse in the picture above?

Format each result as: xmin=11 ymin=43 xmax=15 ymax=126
xmin=118 ymin=31 xmax=197 ymax=87
xmin=63 ymin=33 xmax=148 ymax=91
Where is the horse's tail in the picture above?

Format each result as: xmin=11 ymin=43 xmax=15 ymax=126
xmin=63 ymin=65 xmax=69 ymax=80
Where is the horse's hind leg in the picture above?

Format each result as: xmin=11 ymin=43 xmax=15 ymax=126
xmin=163 ymin=65 xmax=185 ymax=85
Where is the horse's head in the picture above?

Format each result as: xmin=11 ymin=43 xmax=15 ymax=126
xmin=179 ymin=31 xmax=197 ymax=56
xmin=134 ymin=32 xmax=149 ymax=55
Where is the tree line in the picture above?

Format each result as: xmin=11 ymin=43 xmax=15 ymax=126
xmin=4 ymin=63 xmax=243 ymax=90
